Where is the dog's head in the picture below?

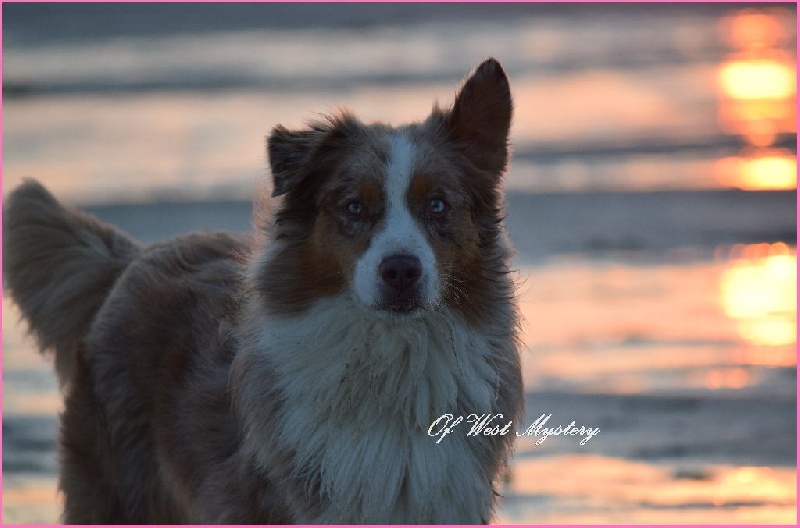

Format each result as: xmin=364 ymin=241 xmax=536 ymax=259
xmin=259 ymin=58 xmax=513 ymax=322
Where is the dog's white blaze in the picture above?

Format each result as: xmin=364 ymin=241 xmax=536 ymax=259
xmin=353 ymin=133 xmax=438 ymax=307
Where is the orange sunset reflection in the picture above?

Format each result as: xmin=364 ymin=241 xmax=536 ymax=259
xmin=715 ymin=149 xmax=797 ymax=190
xmin=719 ymin=56 xmax=795 ymax=102
xmin=1 ymin=476 xmax=62 ymax=525
xmin=719 ymin=243 xmax=797 ymax=349
xmin=500 ymin=455 xmax=797 ymax=524
xmin=715 ymin=8 xmax=797 ymax=190
xmin=517 ymin=242 xmax=796 ymax=394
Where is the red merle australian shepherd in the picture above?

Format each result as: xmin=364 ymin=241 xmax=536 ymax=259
xmin=3 ymin=58 xmax=523 ymax=524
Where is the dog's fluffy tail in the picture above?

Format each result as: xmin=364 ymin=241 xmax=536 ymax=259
xmin=3 ymin=180 xmax=140 ymax=387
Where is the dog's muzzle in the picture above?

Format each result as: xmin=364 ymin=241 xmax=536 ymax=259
xmin=378 ymin=254 xmax=423 ymax=313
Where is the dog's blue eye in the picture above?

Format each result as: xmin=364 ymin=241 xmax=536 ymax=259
xmin=346 ymin=201 xmax=363 ymax=215
xmin=430 ymin=198 xmax=447 ymax=214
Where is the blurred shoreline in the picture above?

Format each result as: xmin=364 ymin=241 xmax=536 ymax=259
xmin=5 ymin=3 xmax=795 ymax=200
xmin=3 ymin=3 xmax=784 ymax=46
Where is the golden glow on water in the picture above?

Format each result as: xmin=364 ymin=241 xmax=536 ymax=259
xmin=716 ymin=8 xmax=797 ymax=189
xmin=736 ymin=152 xmax=796 ymax=189
xmin=715 ymin=150 xmax=797 ymax=190
xmin=713 ymin=466 xmax=797 ymax=509
xmin=720 ymin=59 xmax=796 ymax=99
xmin=719 ymin=59 xmax=796 ymax=101
xmin=719 ymin=243 xmax=797 ymax=347
xmin=518 ymin=244 xmax=796 ymax=393
xmin=499 ymin=455 xmax=797 ymax=524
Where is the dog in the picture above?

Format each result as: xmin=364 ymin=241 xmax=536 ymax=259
xmin=3 ymin=58 xmax=523 ymax=524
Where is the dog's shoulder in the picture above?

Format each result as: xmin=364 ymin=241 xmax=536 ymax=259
xmin=85 ymin=230 xmax=248 ymax=383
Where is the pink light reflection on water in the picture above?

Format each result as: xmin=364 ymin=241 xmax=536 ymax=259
xmin=497 ymin=455 xmax=797 ymax=524
xmin=517 ymin=244 xmax=797 ymax=395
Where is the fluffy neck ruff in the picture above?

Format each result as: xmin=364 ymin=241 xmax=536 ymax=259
xmin=234 ymin=293 xmax=502 ymax=523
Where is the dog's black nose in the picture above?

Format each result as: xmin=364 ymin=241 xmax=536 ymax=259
xmin=379 ymin=254 xmax=422 ymax=291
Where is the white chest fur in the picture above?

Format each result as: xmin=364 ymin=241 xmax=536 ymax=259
xmin=236 ymin=295 xmax=501 ymax=523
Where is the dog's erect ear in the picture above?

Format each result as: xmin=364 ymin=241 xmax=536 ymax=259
xmin=444 ymin=58 xmax=513 ymax=175
xmin=267 ymin=125 xmax=318 ymax=197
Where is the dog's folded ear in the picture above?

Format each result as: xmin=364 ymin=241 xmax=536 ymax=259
xmin=267 ymin=115 xmax=361 ymax=197
xmin=444 ymin=58 xmax=513 ymax=176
